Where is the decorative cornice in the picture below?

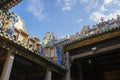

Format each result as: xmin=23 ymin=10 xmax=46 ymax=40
xmin=64 ymin=26 xmax=120 ymax=51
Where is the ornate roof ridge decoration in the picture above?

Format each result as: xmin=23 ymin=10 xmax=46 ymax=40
xmin=0 ymin=0 xmax=22 ymax=9
xmin=14 ymin=17 xmax=29 ymax=35
xmin=57 ymin=16 xmax=120 ymax=47
xmin=64 ymin=26 xmax=120 ymax=51
xmin=0 ymin=30 xmax=67 ymax=70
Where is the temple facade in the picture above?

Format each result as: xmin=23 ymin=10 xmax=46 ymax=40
xmin=0 ymin=1 xmax=68 ymax=80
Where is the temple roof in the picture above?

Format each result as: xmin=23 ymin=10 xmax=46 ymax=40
xmin=64 ymin=26 xmax=120 ymax=51
xmin=0 ymin=30 xmax=67 ymax=71
xmin=0 ymin=0 xmax=22 ymax=9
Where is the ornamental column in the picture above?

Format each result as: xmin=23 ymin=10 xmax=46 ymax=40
xmin=64 ymin=51 xmax=71 ymax=80
xmin=45 ymin=68 xmax=52 ymax=80
xmin=0 ymin=51 xmax=15 ymax=80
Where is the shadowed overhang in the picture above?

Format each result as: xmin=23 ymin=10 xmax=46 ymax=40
xmin=0 ymin=0 xmax=22 ymax=9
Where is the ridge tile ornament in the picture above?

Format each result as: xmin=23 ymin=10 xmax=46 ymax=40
xmin=64 ymin=27 xmax=120 ymax=51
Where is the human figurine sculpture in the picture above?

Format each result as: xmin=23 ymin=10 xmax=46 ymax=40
xmin=117 ymin=15 xmax=120 ymax=24
xmin=81 ymin=25 xmax=90 ymax=37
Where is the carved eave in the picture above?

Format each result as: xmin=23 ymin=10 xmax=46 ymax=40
xmin=64 ymin=26 xmax=120 ymax=51
xmin=20 ymin=30 xmax=29 ymax=37
xmin=0 ymin=0 xmax=22 ymax=9
xmin=29 ymin=37 xmax=40 ymax=43
xmin=34 ymin=37 xmax=40 ymax=42
xmin=14 ymin=27 xmax=29 ymax=36
xmin=0 ymin=30 xmax=67 ymax=75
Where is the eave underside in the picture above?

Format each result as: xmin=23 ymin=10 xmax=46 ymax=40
xmin=0 ymin=0 xmax=22 ymax=9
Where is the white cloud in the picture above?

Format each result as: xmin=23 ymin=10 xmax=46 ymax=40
xmin=77 ymin=19 xmax=82 ymax=23
xmin=100 ymin=0 xmax=113 ymax=12
xmin=100 ymin=5 xmax=106 ymax=12
xmin=63 ymin=0 xmax=77 ymax=11
xmin=79 ymin=0 xmax=90 ymax=3
xmin=90 ymin=0 xmax=120 ymax=22
xmin=27 ymin=0 xmax=46 ymax=21
xmin=57 ymin=0 xmax=61 ymax=3
xmin=90 ymin=12 xmax=104 ymax=22
xmin=113 ymin=0 xmax=120 ymax=6
xmin=84 ymin=0 xmax=98 ymax=12
xmin=104 ymin=0 xmax=113 ymax=5
xmin=56 ymin=0 xmax=77 ymax=11
xmin=62 ymin=6 xmax=71 ymax=11
xmin=56 ymin=0 xmax=99 ymax=12
xmin=90 ymin=10 xmax=120 ymax=22
xmin=56 ymin=0 xmax=120 ymax=23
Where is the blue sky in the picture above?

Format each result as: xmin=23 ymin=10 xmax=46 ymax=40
xmin=11 ymin=0 xmax=120 ymax=40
